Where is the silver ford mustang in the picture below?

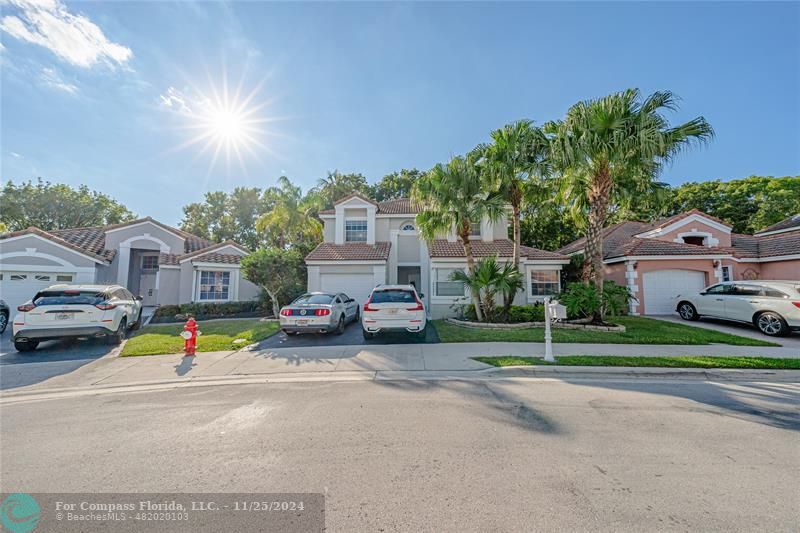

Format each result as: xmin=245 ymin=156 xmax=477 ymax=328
xmin=278 ymin=292 xmax=360 ymax=335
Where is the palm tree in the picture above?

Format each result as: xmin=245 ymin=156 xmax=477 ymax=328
xmin=547 ymin=89 xmax=713 ymax=322
xmin=495 ymin=261 xmax=524 ymax=319
xmin=450 ymin=257 xmax=503 ymax=322
xmin=412 ymin=154 xmax=506 ymax=322
xmin=256 ymin=176 xmax=322 ymax=249
xmin=483 ymin=120 xmax=551 ymax=268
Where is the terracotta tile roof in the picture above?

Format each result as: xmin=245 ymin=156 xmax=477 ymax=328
xmin=557 ymin=221 xmax=652 ymax=256
xmin=754 ymin=231 xmax=800 ymax=258
xmin=430 ymin=239 xmax=568 ymax=260
xmin=730 ymin=234 xmax=759 ymax=258
xmin=334 ymin=192 xmax=378 ymax=207
xmin=178 ymin=240 xmax=248 ymax=262
xmin=319 ymin=196 xmax=419 ymax=216
xmin=1 ymin=226 xmax=113 ymax=262
xmin=49 ymin=226 xmax=116 ymax=261
xmin=306 ymin=242 xmax=391 ymax=261
xmin=192 ymin=252 xmax=244 ymax=264
xmin=606 ymin=238 xmax=727 ymax=260
xmin=377 ymin=198 xmax=419 ymax=215
xmin=645 ymin=208 xmax=731 ymax=232
xmin=755 ymin=214 xmax=800 ymax=235
xmin=158 ymin=253 xmax=181 ymax=266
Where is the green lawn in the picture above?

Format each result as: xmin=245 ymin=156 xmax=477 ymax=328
xmin=473 ymin=355 xmax=800 ymax=369
xmin=433 ymin=316 xmax=777 ymax=347
xmin=122 ymin=318 xmax=279 ymax=356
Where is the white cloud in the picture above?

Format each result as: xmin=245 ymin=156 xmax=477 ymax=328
xmin=10 ymin=151 xmax=22 ymax=158
xmin=159 ymin=86 xmax=194 ymax=115
xmin=40 ymin=66 xmax=77 ymax=93
xmin=0 ymin=0 xmax=132 ymax=68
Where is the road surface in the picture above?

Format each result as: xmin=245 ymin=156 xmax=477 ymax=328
xmin=2 ymin=378 xmax=798 ymax=531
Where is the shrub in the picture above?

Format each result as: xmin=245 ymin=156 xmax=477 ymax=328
xmin=464 ymin=304 xmax=545 ymax=323
xmin=559 ymin=281 xmax=633 ymax=319
xmin=151 ymin=301 xmax=269 ymax=323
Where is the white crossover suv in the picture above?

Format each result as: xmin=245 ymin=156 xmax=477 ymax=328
xmin=12 ymin=284 xmax=144 ymax=351
xmin=674 ymin=280 xmax=800 ymax=337
xmin=361 ymin=284 xmax=426 ymax=339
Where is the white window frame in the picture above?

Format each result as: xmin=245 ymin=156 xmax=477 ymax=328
xmin=529 ymin=269 xmax=560 ymax=297
xmin=141 ymin=255 xmax=159 ymax=271
xmin=345 ymin=219 xmax=368 ymax=243
xmin=433 ymin=267 xmax=467 ymax=297
xmin=198 ymin=270 xmax=232 ymax=302
xmin=399 ymin=220 xmax=416 ymax=233
xmin=468 ymin=221 xmax=481 ymax=239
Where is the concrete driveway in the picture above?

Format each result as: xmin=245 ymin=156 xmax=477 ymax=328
xmin=256 ymin=318 xmax=439 ymax=349
xmin=652 ymin=314 xmax=800 ymax=350
xmin=0 ymin=327 xmax=117 ymax=390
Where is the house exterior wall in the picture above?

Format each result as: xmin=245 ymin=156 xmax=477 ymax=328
xmin=653 ymin=220 xmax=732 ymax=248
xmin=0 ymin=235 xmax=98 ymax=269
xmin=157 ymin=268 xmax=180 ymax=305
xmin=323 ymin=219 xmax=335 ymax=242
xmin=104 ymin=223 xmax=184 ymax=253
xmin=756 ymin=259 xmax=800 ymax=280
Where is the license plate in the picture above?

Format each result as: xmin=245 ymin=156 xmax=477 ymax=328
xmin=296 ymin=319 xmax=308 ymax=326
xmin=55 ymin=313 xmax=72 ymax=320
xmin=388 ymin=309 xmax=399 ymax=315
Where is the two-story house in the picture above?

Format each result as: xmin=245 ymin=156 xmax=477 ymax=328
xmin=305 ymin=193 xmax=570 ymax=318
xmin=558 ymin=209 xmax=800 ymax=315
xmin=0 ymin=217 xmax=261 ymax=311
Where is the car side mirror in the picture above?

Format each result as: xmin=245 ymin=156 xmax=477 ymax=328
xmin=136 ymin=295 xmax=144 ymax=301
xmin=419 ymin=293 xmax=425 ymax=299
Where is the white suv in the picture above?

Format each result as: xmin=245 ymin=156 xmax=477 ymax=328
xmin=12 ymin=284 xmax=143 ymax=351
xmin=362 ymin=285 xmax=426 ymax=339
xmin=674 ymin=280 xmax=800 ymax=337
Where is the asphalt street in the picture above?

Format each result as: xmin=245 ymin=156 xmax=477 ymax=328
xmin=2 ymin=378 xmax=798 ymax=531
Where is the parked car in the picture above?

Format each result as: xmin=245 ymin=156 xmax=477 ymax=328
xmin=362 ymin=284 xmax=426 ymax=339
xmin=12 ymin=284 xmax=144 ymax=351
xmin=674 ymin=280 xmax=800 ymax=337
xmin=0 ymin=299 xmax=9 ymax=334
xmin=279 ymin=292 xmax=360 ymax=335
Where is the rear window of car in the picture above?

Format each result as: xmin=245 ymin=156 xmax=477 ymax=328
xmin=370 ymin=289 xmax=416 ymax=304
xmin=33 ymin=290 xmax=106 ymax=306
xmin=292 ymin=294 xmax=334 ymax=304
xmin=762 ymin=287 xmax=788 ymax=298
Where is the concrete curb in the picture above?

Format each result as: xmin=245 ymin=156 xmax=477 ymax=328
xmin=2 ymin=366 xmax=798 ymax=405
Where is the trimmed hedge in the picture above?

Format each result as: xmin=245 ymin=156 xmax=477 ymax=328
xmin=465 ymin=304 xmax=545 ymax=323
xmin=151 ymin=301 xmax=270 ymax=323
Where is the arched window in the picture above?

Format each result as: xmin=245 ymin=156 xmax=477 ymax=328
xmin=400 ymin=220 xmax=416 ymax=232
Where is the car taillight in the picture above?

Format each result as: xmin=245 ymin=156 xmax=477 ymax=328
xmin=280 ymin=309 xmax=292 ymax=316
xmin=409 ymin=295 xmax=424 ymax=311
xmin=17 ymin=303 xmax=36 ymax=312
xmin=95 ymin=303 xmax=117 ymax=310
xmin=315 ymin=309 xmax=330 ymax=316
xmin=792 ymin=302 xmax=800 ymax=309
xmin=363 ymin=298 xmax=377 ymax=312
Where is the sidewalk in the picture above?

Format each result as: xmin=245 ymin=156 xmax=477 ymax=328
xmin=6 ymin=340 xmax=799 ymax=394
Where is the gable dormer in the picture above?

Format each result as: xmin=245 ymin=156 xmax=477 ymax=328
xmin=333 ymin=193 xmax=378 ymax=245
xmin=634 ymin=209 xmax=732 ymax=248
xmin=103 ymin=217 xmax=187 ymax=254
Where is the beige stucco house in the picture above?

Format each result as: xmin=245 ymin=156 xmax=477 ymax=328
xmin=305 ymin=193 xmax=570 ymax=318
xmin=558 ymin=210 xmax=800 ymax=315
xmin=0 ymin=217 xmax=261 ymax=311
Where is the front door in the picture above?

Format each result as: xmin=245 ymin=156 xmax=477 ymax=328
xmin=139 ymin=253 xmax=159 ymax=306
xmin=397 ymin=266 xmax=421 ymax=293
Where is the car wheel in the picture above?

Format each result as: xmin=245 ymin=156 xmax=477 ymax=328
xmin=335 ymin=316 xmax=345 ymax=335
xmin=354 ymin=307 xmax=360 ymax=323
xmin=107 ymin=318 xmax=127 ymax=345
xmin=14 ymin=340 xmax=38 ymax=352
xmin=678 ymin=302 xmax=699 ymax=321
xmin=755 ymin=312 xmax=789 ymax=337
xmin=362 ymin=329 xmax=374 ymax=340
xmin=131 ymin=310 xmax=143 ymax=331
xmin=0 ymin=312 xmax=8 ymax=334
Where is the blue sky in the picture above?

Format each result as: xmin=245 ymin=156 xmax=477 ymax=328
xmin=2 ymin=1 xmax=798 ymax=225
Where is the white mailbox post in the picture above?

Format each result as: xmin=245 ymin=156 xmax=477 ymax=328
xmin=543 ymin=297 xmax=567 ymax=363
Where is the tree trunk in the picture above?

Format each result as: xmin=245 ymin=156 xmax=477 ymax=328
xmin=263 ymin=286 xmax=281 ymax=319
xmin=511 ymin=202 xmax=521 ymax=269
xmin=460 ymin=225 xmax=484 ymax=322
xmin=585 ymin=164 xmax=613 ymax=323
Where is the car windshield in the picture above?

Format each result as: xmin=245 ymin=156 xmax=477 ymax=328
xmin=370 ymin=289 xmax=416 ymax=304
xmin=33 ymin=290 xmax=106 ymax=306
xmin=293 ymin=294 xmax=334 ymax=304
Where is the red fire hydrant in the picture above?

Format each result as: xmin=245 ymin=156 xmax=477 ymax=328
xmin=182 ymin=317 xmax=199 ymax=356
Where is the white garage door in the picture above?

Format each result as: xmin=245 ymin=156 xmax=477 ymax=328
xmin=642 ymin=269 xmax=706 ymax=315
xmin=319 ymin=273 xmax=375 ymax=305
xmin=0 ymin=271 xmax=75 ymax=313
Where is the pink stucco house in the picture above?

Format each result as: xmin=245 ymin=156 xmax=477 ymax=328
xmin=557 ymin=210 xmax=800 ymax=315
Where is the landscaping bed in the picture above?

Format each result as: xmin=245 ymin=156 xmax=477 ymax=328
xmin=445 ymin=317 xmax=626 ymax=332
xmin=150 ymin=301 xmax=271 ymax=324
xmin=473 ymin=355 xmax=800 ymax=369
xmin=432 ymin=316 xmax=778 ymax=346
xmin=122 ymin=318 xmax=280 ymax=356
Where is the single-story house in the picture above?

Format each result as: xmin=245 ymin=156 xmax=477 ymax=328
xmin=557 ymin=210 xmax=800 ymax=315
xmin=305 ymin=193 xmax=570 ymax=319
xmin=0 ymin=217 xmax=260 ymax=311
